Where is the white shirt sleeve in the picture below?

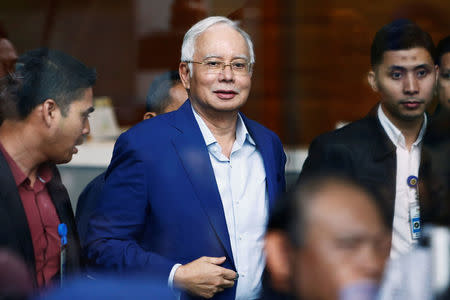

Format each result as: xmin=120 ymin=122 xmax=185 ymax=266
xmin=168 ymin=263 xmax=182 ymax=298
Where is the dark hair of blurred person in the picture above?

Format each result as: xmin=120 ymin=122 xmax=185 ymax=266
xmin=75 ymin=70 xmax=187 ymax=250
xmin=265 ymin=175 xmax=391 ymax=300
xmin=143 ymin=70 xmax=187 ymax=119
xmin=0 ymin=48 xmax=96 ymax=290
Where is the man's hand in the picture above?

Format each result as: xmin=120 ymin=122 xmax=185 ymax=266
xmin=173 ymin=256 xmax=237 ymax=299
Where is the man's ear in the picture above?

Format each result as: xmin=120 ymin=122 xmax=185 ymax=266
xmin=143 ymin=111 xmax=157 ymax=120
xmin=41 ymin=99 xmax=59 ymax=127
xmin=367 ymin=70 xmax=378 ymax=92
xmin=179 ymin=62 xmax=191 ymax=90
xmin=265 ymin=230 xmax=294 ymax=293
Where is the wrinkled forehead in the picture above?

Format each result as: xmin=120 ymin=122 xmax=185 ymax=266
xmin=194 ymin=23 xmax=249 ymax=59
xmin=308 ymin=186 xmax=385 ymax=233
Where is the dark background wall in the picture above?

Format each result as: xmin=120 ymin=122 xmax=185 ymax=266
xmin=1 ymin=0 xmax=449 ymax=145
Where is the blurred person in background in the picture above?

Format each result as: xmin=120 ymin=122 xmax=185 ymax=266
xmin=86 ymin=16 xmax=286 ymax=300
xmin=0 ymin=22 xmax=18 ymax=125
xmin=297 ymin=19 xmax=438 ymax=259
xmin=419 ymin=35 xmax=450 ymax=229
xmin=75 ymin=70 xmax=187 ymax=248
xmin=435 ymin=35 xmax=450 ymax=111
xmin=0 ymin=23 xmax=17 ymax=78
xmin=0 ymin=248 xmax=34 ymax=300
xmin=265 ymin=175 xmax=391 ymax=300
xmin=0 ymin=48 xmax=96 ymax=290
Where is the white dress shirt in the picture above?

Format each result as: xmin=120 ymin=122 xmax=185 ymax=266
xmin=169 ymin=108 xmax=269 ymax=299
xmin=377 ymin=105 xmax=427 ymax=259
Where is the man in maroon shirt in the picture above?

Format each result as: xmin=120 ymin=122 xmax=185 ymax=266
xmin=0 ymin=48 xmax=96 ymax=291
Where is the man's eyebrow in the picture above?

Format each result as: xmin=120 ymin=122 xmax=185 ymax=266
xmin=413 ymin=64 xmax=433 ymax=70
xmin=388 ymin=64 xmax=433 ymax=71
xmin=202 ymin=54 xmax=249 ymax=61
xmin=83 ymin=106 xmax=95 ymax=115
xmin=233 ymin=55 xmax=249 ymax=61
xmin=388 ymin=65 xmax=406 ymax=71
xmin=203 ymin=54 xmax=222 ymax=59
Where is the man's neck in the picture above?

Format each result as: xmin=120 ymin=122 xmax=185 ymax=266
xmin=381 ymin=105 xmax=424 ymax=150
xmin=193 ymin=104 xmax=238 ymax=158
xmin=0 ymin=121 xmax=44 ymax=182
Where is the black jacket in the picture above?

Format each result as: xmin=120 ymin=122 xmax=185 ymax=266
xmin=0 ymin=151 xmax=82 ymax=288
xmin=298 ymin=107 xmax=433 ymax=227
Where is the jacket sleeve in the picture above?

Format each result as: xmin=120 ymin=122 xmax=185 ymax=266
xmin=84 ymin=132 xmax=176 ymax=280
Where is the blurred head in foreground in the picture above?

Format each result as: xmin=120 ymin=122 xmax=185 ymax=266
xmin=265 ymin=175 xmax=391 ymax=300
xmin=0 ymin=248 xmax=33 ymax=299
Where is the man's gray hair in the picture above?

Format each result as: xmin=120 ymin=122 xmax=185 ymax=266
xmin=181 ymin=16 xmax=255 ymax=73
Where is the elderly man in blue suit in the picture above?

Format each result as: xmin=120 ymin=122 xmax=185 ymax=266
xmin=85 ymin=16 xmax=286 ymax=300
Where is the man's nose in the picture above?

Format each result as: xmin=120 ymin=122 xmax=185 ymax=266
xmin=82 ymin=118 xmax=91 ymax=135
xmin=357 ymin=244 xmax=385 ymax=281
xmin=403 ymin=73 xmax=419 ymax=95
xmin=218 ymin=64 xmax=235 ymax=82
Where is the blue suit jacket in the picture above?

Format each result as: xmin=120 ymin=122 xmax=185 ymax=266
xmin=85 ymin=100 xmax=286 ymax=299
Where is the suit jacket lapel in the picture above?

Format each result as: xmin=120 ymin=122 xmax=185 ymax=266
xmin=169 ymin=101 xmax=235 ymax=268
xmin=0 ymin=151 xmax=36 ymax=274
xmin=365 ymin=109 xmax=397 ymax=223
xmin=47 ymin=165 xmax=81 ymax=272
xmin=242 ymin=116 xmax=278 ymax=214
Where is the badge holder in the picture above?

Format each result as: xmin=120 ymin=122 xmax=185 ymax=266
xmin=58 ymin=223 xmax=68 ymax=287
xmin=407 ymin=176 xmax=421 ymax=240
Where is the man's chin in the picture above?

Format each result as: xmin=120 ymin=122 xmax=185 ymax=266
xmin=52 ymin=154 xmax=74 ymax=165
xmin=399 ymin=111 xmax=425 ymax=122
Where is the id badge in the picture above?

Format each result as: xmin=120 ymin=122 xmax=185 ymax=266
xmin=60 ymin=245 xmax=67 ymax=285
xmin=409 ymin=204 xmax=421 ymax=240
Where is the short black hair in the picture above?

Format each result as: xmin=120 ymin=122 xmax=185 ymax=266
xmin=3 ymin=48 xmax=96 ymax=119
xmin=370 ymin=19 xmax=436 ymax=68
xmin=436 ymin=35 xmax=450 ymax=66
xmin=145 ymin=71 xmax=182 ymax=114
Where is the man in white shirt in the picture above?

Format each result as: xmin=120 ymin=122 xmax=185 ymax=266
xmin=86 ymin=16 xmax=286 ymax=300
xmin=298 ymin=19 xmax=438 ymax=258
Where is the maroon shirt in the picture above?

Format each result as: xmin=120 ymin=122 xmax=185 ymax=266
xmin=0 ymin=143 xmax=61 ymax=287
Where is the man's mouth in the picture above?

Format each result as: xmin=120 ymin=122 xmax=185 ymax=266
xmin=73 ymin=136 xmax=86 ymax=154
xmin=400 ymin=99 xmax=424 ymax=109
xmin=213 ymin=89 xmax=238 ymax=99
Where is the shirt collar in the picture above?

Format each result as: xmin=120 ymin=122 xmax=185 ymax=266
xmin=0 ymin=141 xmax=27 ymax=186
xmin=192 ymin=106 xmax=255 ymax=148
xmin=0 ymin=141 xmax=53 ymax=186
xmin=377 ymin=105 xmax=427 ymax=148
